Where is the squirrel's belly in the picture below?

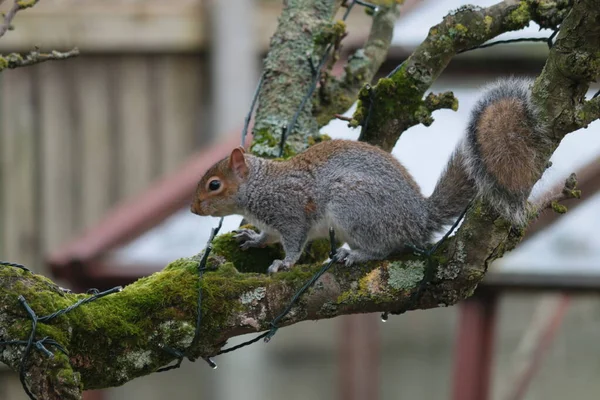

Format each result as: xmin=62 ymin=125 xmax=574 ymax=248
xmin=307 ymin=212 xmax=349 ymax=243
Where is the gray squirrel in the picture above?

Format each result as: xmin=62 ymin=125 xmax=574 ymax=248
xmin=192 ymin=78 xmax=549 ymax=273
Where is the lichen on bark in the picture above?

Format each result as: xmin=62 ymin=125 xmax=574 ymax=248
xmin=2 ymin=0 xmax=600 ymax=399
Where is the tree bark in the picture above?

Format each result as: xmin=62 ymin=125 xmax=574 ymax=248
xmin=1 ymin=0 xmax=599 ymax=399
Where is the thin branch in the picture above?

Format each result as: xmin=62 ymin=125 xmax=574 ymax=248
xmin=313 ymin=2 xmax=400 ymax=127
xmin=0 ymin=0 xmax=40 ymax=39
xmin=0 ymin=48 xmax=80 ymax=71
xmin=533 ymin=173 xmax=581 ymax=214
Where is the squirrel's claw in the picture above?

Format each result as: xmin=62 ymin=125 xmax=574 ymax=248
xmin=334 ymin=248 xmax=354 ymax=267
xmin=267 ymin=259 xmax=292 ymax=274
xmin=233 ymin=229 xmax=264 ymax=250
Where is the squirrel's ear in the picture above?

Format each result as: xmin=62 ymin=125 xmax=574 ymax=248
xmin=229 ymin=147 xmax=249 ymax=178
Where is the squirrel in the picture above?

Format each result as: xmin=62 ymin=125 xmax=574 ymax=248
xmin=192 ymin=78 xmax=549 ymax=273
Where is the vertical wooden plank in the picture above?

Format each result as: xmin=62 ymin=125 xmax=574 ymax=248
xmin=0 ymin=67 xmax=41 ymax=269
xmin=39 ymin=61 xmax=74 ymax=252
xmin=116 ymin=56 xmax=153 ymax=198
xmin=73 ymin=56 xmax=114 ymax=229
xmin=0 ymin=372 xmax=29 ymax=400
xmin=157 ymin=55 xmax=201 ymax=174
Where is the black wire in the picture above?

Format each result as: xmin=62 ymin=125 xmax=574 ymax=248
xmin=241 ymin=74 xmax=265 ymax=147
xmin=38 ymin=286 xmax=122 ymax=323
xmin=0 ymin=261 xmax=30 ymax=272
xmin=459 ymin=37 xmax=551 ymax=54
xmin=359 ymin=85 xmax=375 ymax=138
xmin=353 ymin=0 xmax=378 ymax=11
xmin=216 ymin=332 xmax=271 ymax=355
xmin=217 ymin=229 xmax=338 ymax=353
xmin=192 ymin=218 xmax=223 ymax=347
xmin=17 ymin=296 xmax=38 ymax=400
xmin=265 ymin=256 xmax=337 ymax=341
xmin=0 ymin=262 xmax=124 ymax=400
xmin=278 ymin=49 xmax=332 ymax=157
xmin=383 ymin=200 xmax=473 ymax=321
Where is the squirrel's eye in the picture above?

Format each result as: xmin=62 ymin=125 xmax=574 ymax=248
xmin=208 ymin=180 xmax=221 ymax=191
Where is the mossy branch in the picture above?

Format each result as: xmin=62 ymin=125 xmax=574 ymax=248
xmin=2 ymin=0 xmax=600 ymax=398
xmin=532 ymin=0 xmax=600 ymax=141
xmin=355 ymin=0 xmax=573 ymax=151
xmin=0 ymin=200 xmax=518 ymax=397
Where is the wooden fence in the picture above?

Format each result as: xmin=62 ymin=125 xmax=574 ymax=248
xmin=0 ymin=54 xmax=206 ymax=272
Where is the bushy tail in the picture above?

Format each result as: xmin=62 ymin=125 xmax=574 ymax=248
xmin=427 ymin=78 xmax=550 ymax=233
xmin=426 ymin=147 xmax=476 ymax=234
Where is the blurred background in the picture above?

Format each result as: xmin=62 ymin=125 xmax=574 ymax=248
xmin=1 ymin=0 xmax=600 ymax=399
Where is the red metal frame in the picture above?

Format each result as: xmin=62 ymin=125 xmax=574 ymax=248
xmin=339 ymin=315 xmax=380 ymax=400
xmin=49 ymin=131 xmax=247 ymax=281
xmin=452 ymin=292 xmax=498 ymax=400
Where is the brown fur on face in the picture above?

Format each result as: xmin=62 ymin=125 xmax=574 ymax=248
xmin=191 ymin=156 xmax=242 ymax=217
xmin=476 ymin=98 xmax=539 ymax=192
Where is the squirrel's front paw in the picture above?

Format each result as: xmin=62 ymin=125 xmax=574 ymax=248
xmin=233 ymin=229 xmax=265 ymax=250
xmin=334 ymin=248 xmax=370 ymax=267
xmin=334 ymin=248 xmax=355 ymax=267
xmin=267 ymin=259 xmax=292 ymax=274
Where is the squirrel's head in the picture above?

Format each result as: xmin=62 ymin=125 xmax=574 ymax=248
xmin=191 ymin=147 xmax=249 ymax=217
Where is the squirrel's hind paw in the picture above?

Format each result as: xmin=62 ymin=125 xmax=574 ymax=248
xmin=335 ymin=248 xmax=384 ymax=267
xmin=267 ymin=259 xmax=293 ymax=274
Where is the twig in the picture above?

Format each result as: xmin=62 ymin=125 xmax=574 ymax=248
xmin=535 ymin=173 xmax=581 ymax=214
xmin=334 ymin=113 xmax=352 ymax=122
xmin=0 ymin=0 xmax=40 ymax=39
xmin=0 ymin=48 xmax=80 ymax=71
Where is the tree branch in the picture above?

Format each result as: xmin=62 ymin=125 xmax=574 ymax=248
xmin=0 ymin=0 xmax=40 ymax=39
xmin=0 ymin=48 xmax=80 ymax=71
xmin=2 ymin=0 xmax=600 ymax=398
xmin=0 ymin=202 xmax=513 ymax=396
xmin=313 ymin=2 xmax=400 ymax=126
xmin=251 ymin=0 xmax=344 ymax=158
xmin=355 ymin=0 xmax=573 ymax=151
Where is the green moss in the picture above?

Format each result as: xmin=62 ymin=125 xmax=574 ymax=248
xmin=313 ymin=20 xmax=346 ymax=47
xmin=505 ymin=1 xmax=531 ymax=30
xmin=551 ymin=201 xmax=567 ymax=214
xmin=448 ymin=23 xmax=468 ymax=39
xmin=352 ymin=68 xmax=425 ymax=134
xmin=483 ymin=15 xmax=493 ymax=33
xmin=16 ymin=0 xmax=36 ymax=9
xmin=56 ymin=363 xmax=81 ymax=390
xmin=250 ymin=128 xmax=295 ymax=159
xmin=211 ymin=230 xmax=283 ymax=274
xmin=307 ymin=133 xmax=332 ymax=146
